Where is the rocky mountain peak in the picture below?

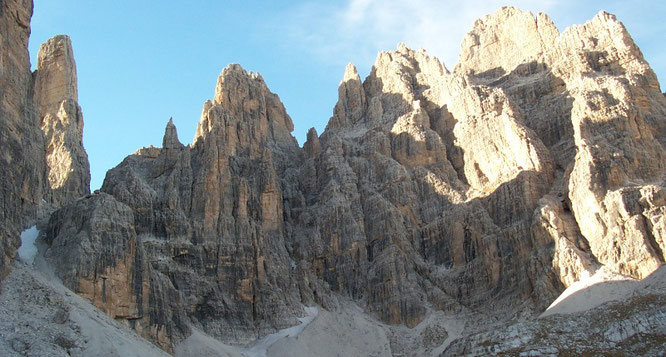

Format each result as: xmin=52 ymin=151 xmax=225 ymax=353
xmin=455 ymin=6 xmax=558 ymax=76
xmin=4 ymin=3 xmax=666 ymax=355
xmin=35 ymin=34 xmax=90 ymax=206
xmin=213 ymin=63 xmax=263 ymax=105
xmin=342 ymin=62 xmax=360 ymax=82
xmin=325 ymin=43 xmax=450 ymax=139
xmin=327 ymin=62 xmax=366 ymax=131
xmin=195 ymin=63 xmax=295 ymax=150
xmin=162 ymin=117 xmax=182 ymax=149
xmin=35 ymin=35 xmax=78 ymax=114
xmin=303 ymin=127 xmax=320 ymax=158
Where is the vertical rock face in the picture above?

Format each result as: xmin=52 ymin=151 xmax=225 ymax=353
xmin=0 ymin=1 xmax=90 ymax=280
xmin=34 ymin=35 xmax=78 ymax=114
xmin=38 ymin=4 xmax=666 ymax=354
xmin=300 ymin=5 xmax=664 ymax=328
xmin=459 ymin=7 xmax=666 ymax=280
xmin=34 ymin=35 xmax=91 ymax=206
xmin=557 ymin=13 xmax=666 ymax=279
xmin=47 ymin=64 xmax=305 ymax=350
xmin=296 ymin=40 xmax=560 ymax=327
xmin=0 ymin=0 xmax=44 ymax=279
xmin=45 ymin=193 xmax=148 ymax=321
xmin=44 ymin=193 xmax=185 ymax=351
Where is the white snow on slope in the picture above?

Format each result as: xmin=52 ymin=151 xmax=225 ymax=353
xmin=541 ymin=266 xmax=637 ymax=317
xmin=239 ymin=306 xmax=318 ymax=357
xmin=17 ymin=226 xmax=39 ymax=264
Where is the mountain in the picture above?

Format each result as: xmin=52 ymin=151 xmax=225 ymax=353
xmin=1 ymin=2 xmax=665 ymax=356
xmin=0 ymin=0 xmax=89 ymax=280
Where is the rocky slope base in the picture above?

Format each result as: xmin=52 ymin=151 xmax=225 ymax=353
xmin=2 ymin=234 xmax=665 ymax=356
xmin=0 ymin=251 xmax=169 ymax=357
xmin=1 ymin=2 xmax=666 ymax=355
xmin=444 ymin=266 xmax=666 ymax=355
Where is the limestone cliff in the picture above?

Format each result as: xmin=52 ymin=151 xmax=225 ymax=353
xmin=0 ymin=0 xmax=90 ymax=280
xmin=0 ymin=0 xmax=43 ymax=280
xmin=297 ymin=41 xmax=560 ymax=327
xmin=34 ymin=35 xmax=91 ymax=207
xmin=36 ymin=5 xmax=666 ymax=355
xmin=47 ymin=65 xmax=306 ymax=350
xmin=459 ymin=7 xmax=666 ymax=282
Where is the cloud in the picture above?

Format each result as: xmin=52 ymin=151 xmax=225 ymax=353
xmin=284 ymin=0 xmax=562 ymax=70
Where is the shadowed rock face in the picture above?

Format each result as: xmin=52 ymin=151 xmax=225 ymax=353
xmin=37 ymin=5 xmax=666 ymax=354
xmin=0 ymin=0 xmax=89 ymax=280
xmin=48 ymin=65 xmax=307 ymax=350
xmin=0 ymin=0 xmax=40 ymax=280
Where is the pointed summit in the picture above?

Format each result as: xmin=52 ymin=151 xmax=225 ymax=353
xmin=330 ymin=62 xmax=366 ymax=129
xmin=213 ymin=63 xmax=267 ymax=105
xmin=397 ymin=42 xmax=410 ymax=54
xmin=343 ymin=62 xmax=361 ymax=83
xmin=303 ymin=127 xmax=320 ymax=158
xmin=35 ymin=34 xmax=91 ymax=206
xmin=455 ymin=6 xmax=558 ymax=75
xmin=196 ymin=63 xmax=295 ymax=147
xmin=162 ymin=117 xmax=182 ymax=149
xmin=35 ymin=35 xmax=78 ymax=114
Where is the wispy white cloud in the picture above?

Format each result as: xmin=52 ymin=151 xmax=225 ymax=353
xmin=284 ymin=0 xmax=562 ymax=71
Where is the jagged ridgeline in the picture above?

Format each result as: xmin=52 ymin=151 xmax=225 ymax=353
xmin=2 ymin=0 xmax=666 ymax=355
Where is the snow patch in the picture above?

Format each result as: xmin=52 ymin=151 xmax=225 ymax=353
xmin=541 ymin=267 xmax=636 ymax=317
xmin=17 ymin=226 xmax=39 ymax=264
xmin=239 ymin=306 xmax=318 ymax=357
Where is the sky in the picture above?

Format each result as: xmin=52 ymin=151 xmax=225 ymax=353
xmin=29 ymin=0 xmax=666 ymax=190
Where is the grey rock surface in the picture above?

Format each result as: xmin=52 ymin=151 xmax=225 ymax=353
xmin=0 ymin=0 xmax=44 ymax=280
xmin=0 ymin=257 xmax=170 ymax=357
xmin=4 ymin=3 xmax=664 ymax=355
xmin=48 ymin=65 xmax=308 ymax=350
xmin=0 ymin=1 xmax=90 ymax=280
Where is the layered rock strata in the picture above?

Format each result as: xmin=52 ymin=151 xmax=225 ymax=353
xmin=38 ymin=5 xmax=666 ymax=354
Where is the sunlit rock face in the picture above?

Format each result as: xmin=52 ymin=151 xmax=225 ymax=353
xmin=303 ymin=36 xmax=559 ymax=327
xmin=34 ymin=35 xmax=91 ymax=206
xmin=0 ymin=0 xmax=89 ymax=279
xmin=39 ymin=5 xmax=666 ymax=354
xmin=458 ymin=7 xmax=666 ymax=281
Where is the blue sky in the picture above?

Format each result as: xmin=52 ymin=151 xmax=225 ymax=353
xmin=29 ymin=1 xmax=666 ymax=190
